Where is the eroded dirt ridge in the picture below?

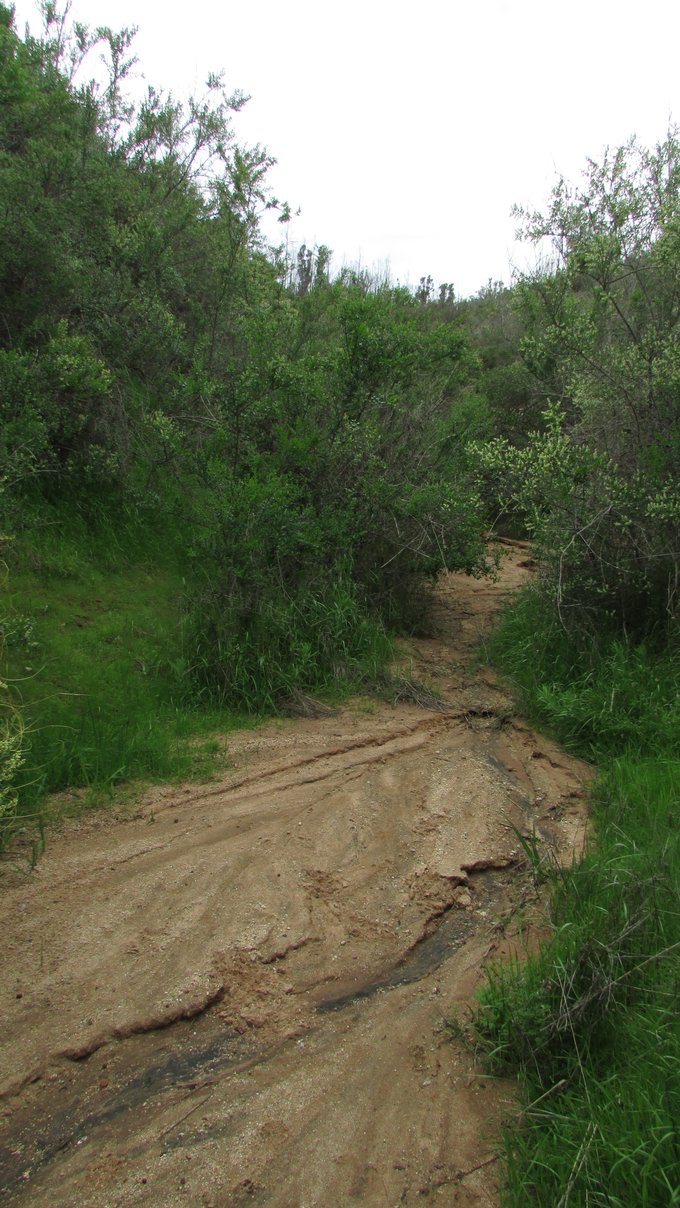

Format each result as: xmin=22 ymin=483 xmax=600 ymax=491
xmin=0 ymin=546 xmax=589 ymax=1206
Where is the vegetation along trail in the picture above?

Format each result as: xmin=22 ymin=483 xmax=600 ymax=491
xmin=0 ymin=547 xmax=589 ymax=1207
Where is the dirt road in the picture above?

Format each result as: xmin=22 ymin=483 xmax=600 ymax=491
xmin=0 ymin=546 xmax=589 ymax=1206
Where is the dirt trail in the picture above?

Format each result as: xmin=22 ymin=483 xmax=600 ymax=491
xmin=0 ymin=546 xmax=590 ymax=1207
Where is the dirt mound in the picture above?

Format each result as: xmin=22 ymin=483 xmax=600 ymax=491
xmin=0 ymin=546 xmax=589 ymax=1206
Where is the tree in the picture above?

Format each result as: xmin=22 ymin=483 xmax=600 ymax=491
xmin=475 ymin=132 xmax=680 ymax=639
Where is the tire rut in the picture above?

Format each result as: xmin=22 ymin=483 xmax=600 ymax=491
xmin=0 ymin=546 xmax=591 ymax=1207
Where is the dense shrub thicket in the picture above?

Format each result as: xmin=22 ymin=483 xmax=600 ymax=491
xmin=0 ymin=7 xmax=489 ymax=629
xmin=0 ymin=3 xmax=489 ymax=830
xmin=472 ymin=134 xmax=680 ymax=644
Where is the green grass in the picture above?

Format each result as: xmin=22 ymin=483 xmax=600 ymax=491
xmin=463 ymin=585 xmax=680 ymax=1205
xmin=485 ymin=585 xmax=680 ymax=760
xmin=0 ymin=507 xmax=244 ymax=847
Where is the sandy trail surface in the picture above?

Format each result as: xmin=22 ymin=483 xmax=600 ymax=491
xmin=0 ymin=546 xmax=589 ymax=1206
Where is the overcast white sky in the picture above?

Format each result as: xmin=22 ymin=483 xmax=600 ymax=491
xmin=12 ymin=0 xmax=680 ymax=296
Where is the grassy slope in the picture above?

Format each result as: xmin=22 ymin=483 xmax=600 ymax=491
xmin=468 ymin=586 xmax=680 ymax=1206
xmin=1 ymin=509 xmax=241 ymax=835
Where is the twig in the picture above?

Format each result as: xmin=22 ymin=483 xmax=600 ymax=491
xmin=458 ymin=1153 xmax=500 ymax=1179
xmin=432 ymin=1153 xmax=500 ymax=1189
xmin=520 ymin=1077 xmax=568 ymax=1117
xmin=556 ymin=505 xmax=613 ymax=631
xmin=158 ymin=1092 xmax=214 ymax=1140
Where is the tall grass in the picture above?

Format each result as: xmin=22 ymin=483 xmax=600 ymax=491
xmin=185 ymin=573 xmax=393 ymax=713
xmin=1 ymin=507 xmax=233 ymax=833
xmin=466 ymin=584 xmax=680 ymax=1205
xmin=486 ymin=585 xmax=680 ymax=758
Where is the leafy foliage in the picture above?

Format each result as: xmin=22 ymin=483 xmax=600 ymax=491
xmin=497 ymin=133 xmax=680 ymax=639
xmin=472 ymin=401 xmax=680 ymax=639
xmin=0 ymin=3 xmax=488 ymax=803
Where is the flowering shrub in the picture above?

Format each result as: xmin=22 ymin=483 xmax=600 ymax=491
xmin=472 ymin=403 xmax=680 ymax=639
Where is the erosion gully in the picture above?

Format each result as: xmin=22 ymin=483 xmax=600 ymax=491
xmin=0 ymin=545 xmax=589 ymax=1207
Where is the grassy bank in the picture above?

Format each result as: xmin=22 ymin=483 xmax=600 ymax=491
xmin=0 ymin=509 xmax=238 ymax=852
xmin=468 ymin=585 xmax=680 ymax=1205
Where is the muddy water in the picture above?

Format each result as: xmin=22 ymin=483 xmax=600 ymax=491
xmin=0 ymin=547 xmax=589 ymax=1206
